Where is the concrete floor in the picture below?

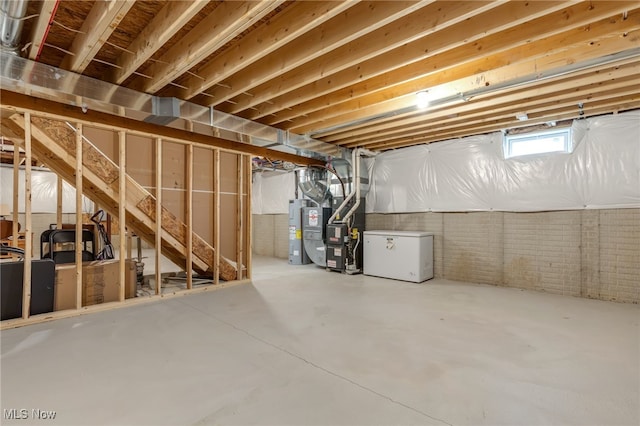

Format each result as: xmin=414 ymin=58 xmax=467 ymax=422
xmin=1 ymin=256 xmax=638 ymax=425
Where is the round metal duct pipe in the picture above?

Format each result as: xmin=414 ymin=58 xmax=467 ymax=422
xmin=1 ymin=0 xmax=28 ymax=53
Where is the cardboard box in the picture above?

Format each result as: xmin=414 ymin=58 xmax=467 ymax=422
xmin=54 ymin=260 xmax=137 ymax=310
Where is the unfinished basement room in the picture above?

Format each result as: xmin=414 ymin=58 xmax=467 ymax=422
xmin=1 ymin=1 xmax=639 ymax=425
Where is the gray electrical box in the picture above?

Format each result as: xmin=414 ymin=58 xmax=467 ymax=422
xmin=288 ymin=199 xmax=311 ymax=265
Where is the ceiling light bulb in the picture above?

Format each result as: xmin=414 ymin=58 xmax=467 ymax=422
xmin=416 ymin=91 xmax=430 ymax=109
xmin=515 ymin=112 xmax=528 ymax=121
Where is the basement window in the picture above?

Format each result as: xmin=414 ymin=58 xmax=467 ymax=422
xmin=504 ymin=127 xmax=572 ymax=159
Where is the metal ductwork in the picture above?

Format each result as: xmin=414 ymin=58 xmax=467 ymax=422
xmin=0 ymin=0 xmax=28 ymax=54
xmin=0 ymin=51 xmax=345 ymax=161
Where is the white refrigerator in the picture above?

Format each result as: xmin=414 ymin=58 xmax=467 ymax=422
xmin=363 ymin=231 xmax=434 ymax=283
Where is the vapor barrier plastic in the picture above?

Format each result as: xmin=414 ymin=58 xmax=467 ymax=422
xmin=367 ymin=111 xmax=640 ymax=213
xmin=0 ymin=166 xmax=94 ymax=213
xmin=251 ymin=171 xmax=296 ymax=214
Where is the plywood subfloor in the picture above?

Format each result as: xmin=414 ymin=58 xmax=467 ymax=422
xmin=1 ymin=256 xmax=638 ymax=425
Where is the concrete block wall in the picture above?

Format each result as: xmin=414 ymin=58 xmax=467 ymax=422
xmin=365 ymin=209 xmax=639 ymax=303
xmin=252 ymin=214 xmax=288 ymax=259
xmin=252 ymin=209 xmax=639 ymax=303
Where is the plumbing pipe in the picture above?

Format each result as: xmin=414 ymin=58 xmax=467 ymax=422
xmin=35 ymin=0 xmax=60 ymax=61
xmin=341 ymin=148 xmax=377 ymax=223
xmin=328 ymin=148 xmax=358 ymax=224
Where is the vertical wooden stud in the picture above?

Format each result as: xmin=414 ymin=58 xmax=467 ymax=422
xmin=185 ymin=143 xmax=193 ymax=289
xmin=21 ymin=113 xmax=33 ymax=319
xmin=213 ymin=149 xmax=220 ymax=285
xmin=155 ymin=137 xmax=162 ymax=295
xmin=75 ymin=122 xmax=83 ymax=310
xmin=12 ymin=145 xmax=19 ymax=247
xmin=56 ymin=176 xmax=63 ymax=228
xmin=236 ymin=155 xmax=243 ymax=280
xmin=118 ymin=131 xmax=126 ymax=302
xmin=245 ymin=155 xmax=252 ymax=280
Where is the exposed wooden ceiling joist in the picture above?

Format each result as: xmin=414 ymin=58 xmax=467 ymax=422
xmin=195 ymin=1 xmax=430 ymax=107
xmin=232 ymin=0 xmax=574 ymax=118
xmin=283 ymin=2 xmax=639 ymax=134
xmin=109 ymin=0 xmax=209 ymax=85
xmin=9 ymin=1 xmax=640 ymax=153
xmin=177 ymin=1 xmax=355 ymax=101
xmin=59 ymin=0 xmax=136 ymax=73
xmin=26 ymin=0 xmax=59 ymax=60
xmin=137 ymin=0 xmax=286 ymax=94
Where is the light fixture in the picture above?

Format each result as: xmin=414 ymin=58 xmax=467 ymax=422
xmin=515 ymin=112 xmax=528 ymax=121
xmin=416 ymin=91 xmax=430 ymax=109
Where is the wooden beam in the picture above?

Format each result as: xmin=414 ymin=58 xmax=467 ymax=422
xmin=201 ymin=1 xmax=429 ymax=107
xmin=75 ymin=123 xmax=83 ymax=309
xmin=360 ymin=86 xmax=640 ymax=149
xmin=231 ymin=0 xmax=524 ymax=116
xmin=21 ymin=112 xmax=32 ymax=319
xmin=119 ymin=131 xmax=126 ymax=302
xmin=336 ymin=61 xmax=640 ymax=146
xmin=248 ymin=0 xmax=573 ymax=120
xmin=155 ymin=137 xmax=162 ymax=295
xmin=27 ymin=0 xmax=59 ymax=60
xmin=60 ymin=0 xmax=135 ymax=73
xmin=368 ymin=95 xmax=640 ymax=150
xmin=0 ymin=90 xmax=325 ymax=167
xmin=179 ymin=1 xmax=355 ymax=100
xmin=139 ymin=0 xmax=285 ymax=94
xmin=110 ymin=1 xmax=208 ymax=85
xmin=287 ymin=14 xmax=640 ymax=134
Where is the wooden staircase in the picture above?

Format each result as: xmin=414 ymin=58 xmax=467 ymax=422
xmin=6 ymin=114 xmax=238 ymax=281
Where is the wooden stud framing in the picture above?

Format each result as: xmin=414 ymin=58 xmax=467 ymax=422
xmin=1 ymin=110 xmax=253 ymax=326
xmin=155 ymin=138 xmax=162 ymax=295
xmin=56 ymin=176 xmax=63 ymax=228
xmin=21 ymin=113 xmax=32 ymax=320
xmin=11 ymin=146 xmax=19 ymax=248
xmin=1 ymin=278 xmax=250 ymax=330
xmin=245 ymin=155 xmax=252 ymax=279
xmin=236 ymin=155 xmax=243 ymax=279
xmin=185 ymin=143 xmax=193 ymax=289
xmin=119 ymin=131 xmax=127 ymax=302
xmin=75 ymin=123 xmax=83 ymax=310
xmin=214 ymin=149 xmax=220 ymax=286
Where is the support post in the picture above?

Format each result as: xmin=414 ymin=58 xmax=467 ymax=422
xmin=118 ymin=131 xmax=126 ymax=302
xmin=21 ymin=113 xmax=33 ymax=319
xmin=236 ymin=155 xmax=243 ymax=279
xmin=12 ymin=146 xmax=19 ymax=248
xmin=245 ymin=155 xmax=252 ymax=279
xmin=186 ymin=143 xmax=193 ymax=289
xmin=56 ymin=176 xmax=63 ymax=228
xmin=155 ymin=137 xmax=162 ymax=295
xmin=75 ymin=122 xmax=83 ymax=310
xmin=214 ymin=149 xmax=220 ymax=285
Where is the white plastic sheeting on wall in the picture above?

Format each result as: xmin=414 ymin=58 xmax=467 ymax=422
xmin=251 ymin=171 xmax=296 ymax=214
xmin=367 ymin=111 xmax=640 ymax=213
xmin=0 ymin=166 xmax=94 ymax=213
